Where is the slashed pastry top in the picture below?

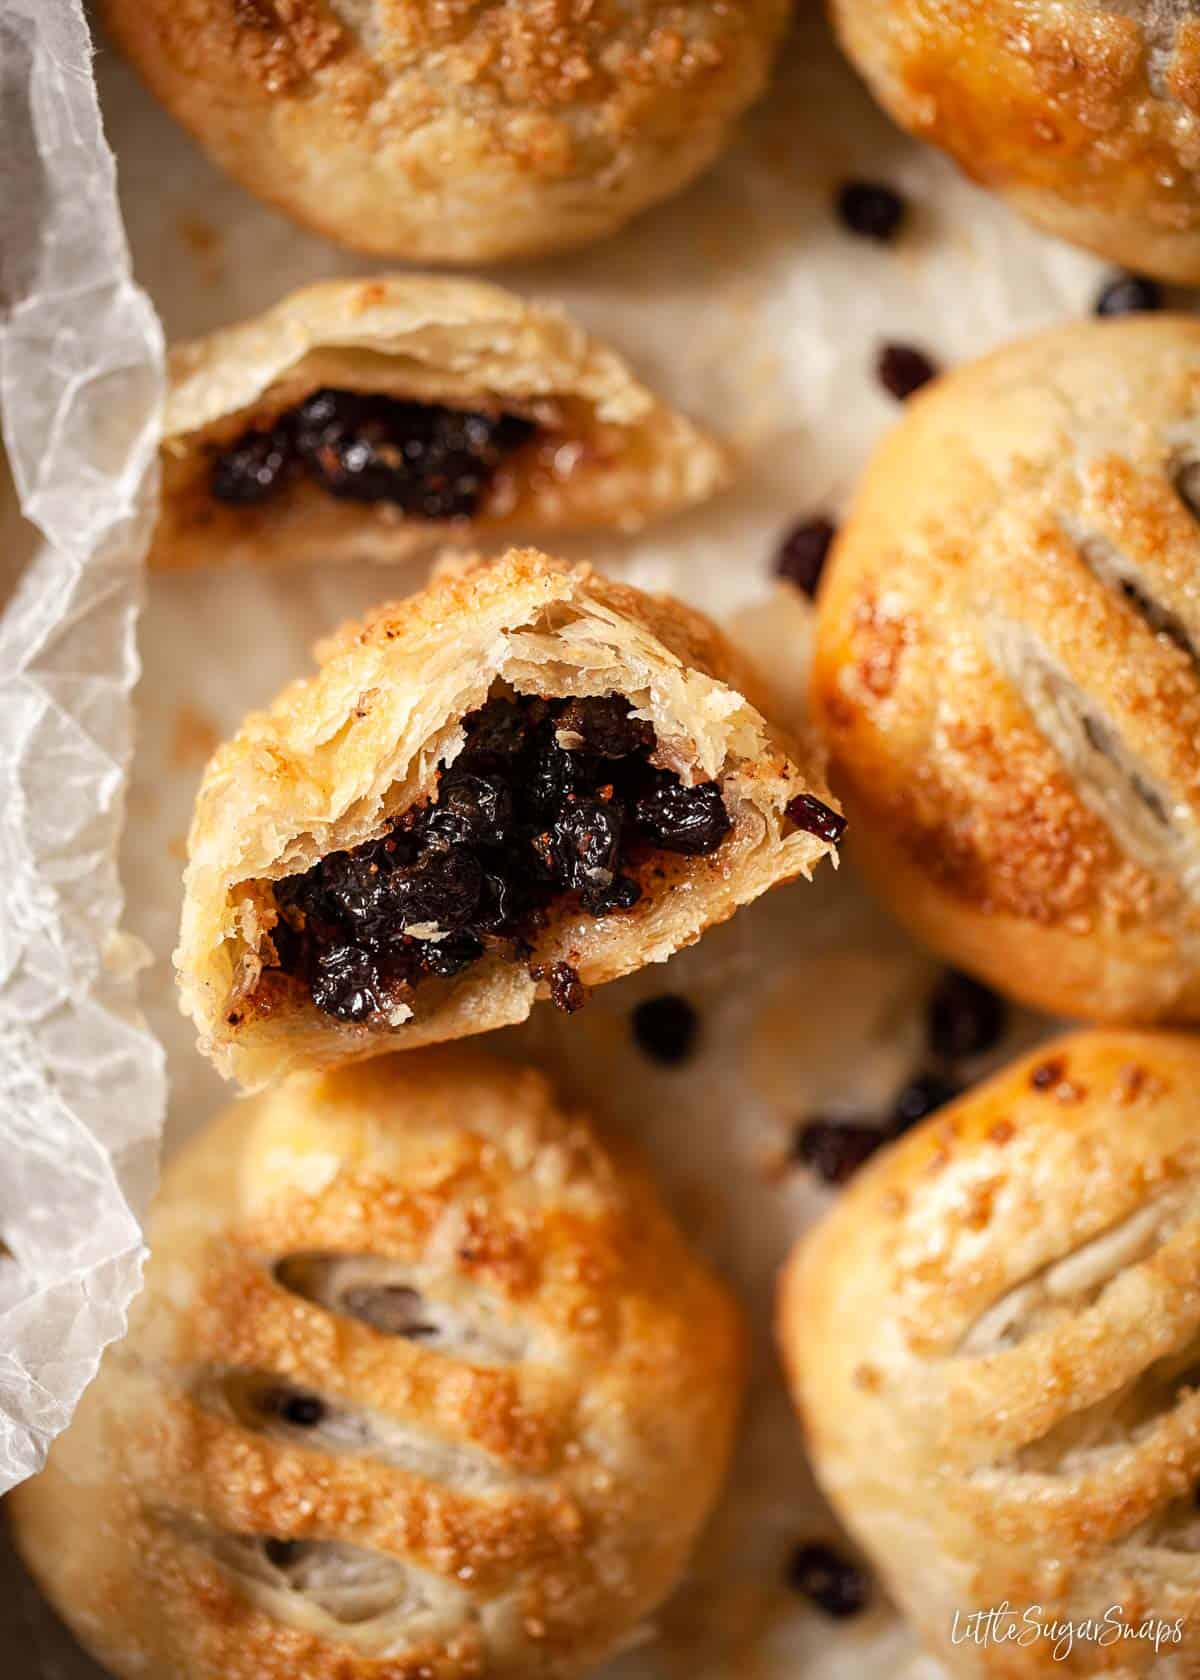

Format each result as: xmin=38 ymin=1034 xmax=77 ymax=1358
xmin=811 ymin=314 xmax=1200 ymax=1024
xmin=830 ymin=0 xmax=1200 ymax=282
xmin=9 ymin=1047 xmax=747 ymax=1680
xmin=100 ymin=0 xmax=788 ymax=264
xmin=780 ymin=1028 xmax=1200 ymax=1678
xmin=177 ymin=547 xmax=843 ymax=1090
xmin=154 ymin=276 xmax=730 ymax=570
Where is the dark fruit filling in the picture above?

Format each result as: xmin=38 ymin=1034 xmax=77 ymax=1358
xmin=262 ymin=1386 xmax=326 ymax=1429
xmin=1094 ymin=273 xmax=1163 ymax=317
xmin=340 ymin=1285 xmax=439 ymax=1339
xmin=536 ymin=961 xmax=588 ymax=1015
xmin=264 ymin=1539 xmax=303 ymax=1569
xmin=267 ymin=693 xmax=732 ymax=1024
xmin=211 ymin=387 xmax=537 ymax=520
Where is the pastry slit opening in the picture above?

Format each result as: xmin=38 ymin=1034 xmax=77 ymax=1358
xmin=1128 ymin=1480 xmax=1200 ymax=1556
xmin=210 ymin=1369 xmax=524 ymax=1489
xmin=272 ymin=1253 xmax=529 ymax=1363
xmin=958 ymin=1193 xmax=1187 ymax=1356
xmin=162 ymin=1513 xmax=467 ymax=1632
xmin=1002 ymin=1331 xmax=1200 ymax=1475
xmin=249 ymin=1535 xmax=430 ymax=1626
xmin=1066 ymin=519 xmax=1200 ymax=673
xmin=254 ymin=687 xmax=736 ymax=1025
xmin=209 ymin=387 xmax=540 ymax=521
xmin=1107 ymin=1 xmax=1191 ymax=98
xmin=983 ymin=617 xmax=1200 ymax=895
xmin=1171 ymin=453 xmax=1200 ymax=529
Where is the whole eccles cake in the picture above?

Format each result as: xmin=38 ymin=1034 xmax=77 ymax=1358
xmin=177 ymin=547 xmax=844 ymax=1089
xmin=779 ymin=1029 xmax=1200 ymax=1679
xmin=831 ymin=0 xmax=1200 ymax=282
xmin=812 ymin=315 xmax=1200 ymax=1024
xmin=99 ymin=0 xmax=789 ymax=264
xmin=10 ymin=1050 xmax=746 ymax=1680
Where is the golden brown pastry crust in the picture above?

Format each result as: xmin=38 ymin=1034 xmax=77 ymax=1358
xmin=811 ymin=315 xmax=1200 ymax=1024
xmin=177 ymin=547 xmax=840 ymax=1089
xmin=779 ymin=1028 xmax=1200 ymax=1677
xmin=831 ymin=0 xmax=1200 ymax=282
xmin=10 ymin=1048 xmax=746 ymax=1680
xmin=100 ymin=0 xmax=788 ymax=264
xmin=155 ymin=276 xmax=730 ymax=570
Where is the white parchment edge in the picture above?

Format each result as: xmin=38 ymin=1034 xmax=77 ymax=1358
xmin=0 ymin=0 xmax=165 ymax=1492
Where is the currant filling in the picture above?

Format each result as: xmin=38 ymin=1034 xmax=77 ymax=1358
xmin=210 ymin=387 xmax=538 ymax=520
xmin=266 ymin=694 xmax=734 ymax=1024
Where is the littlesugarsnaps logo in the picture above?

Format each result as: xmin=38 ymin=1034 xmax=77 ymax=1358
xmin=950 ymin=1604 xmax=1184 ymax=1661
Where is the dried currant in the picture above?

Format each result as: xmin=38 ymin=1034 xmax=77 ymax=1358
xmin=787 ymin=1543 xmax=870 ymax=1618
xmin=632 ymin=995 xmax=699 ymax=1065
xmin=786 ymin=793 xmax=846 ymax=843
xmin=836 ymin=180 xmax=906 ymax=243
xmin=634 ymin=777 xmax=731 ymax=854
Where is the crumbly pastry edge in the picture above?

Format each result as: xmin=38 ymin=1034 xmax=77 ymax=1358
xmin=154 ymin=275 xmax=732 ymax=569
xmin=176 ymin=548 xmax=839 ymax=1089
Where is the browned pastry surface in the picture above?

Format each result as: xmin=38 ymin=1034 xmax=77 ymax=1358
xmin=780 ymin=1028 xmax=1200 ymax=1676
xmin=812 ymin=315 xmax=1200 ymax=1022
xmin=831 ymin=0 xmax=1200 ymax=280
xmin=101 ymin=0 xmax=788 ymax=263
xmin=10 ymin=1048 xmax=746 ymax=1679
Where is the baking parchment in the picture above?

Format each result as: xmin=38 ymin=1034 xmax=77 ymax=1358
xmin=5 ymin=2 xmax=1109 ymax=1673
xmin=0 ymin=0 xmax=163 ymax=1498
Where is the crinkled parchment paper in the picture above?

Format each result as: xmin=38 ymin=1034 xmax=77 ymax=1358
xmin=0 ymin=0 xmax=164 ymax=1499
xmin=5 ymin=3 xmax=1107 ymax=1673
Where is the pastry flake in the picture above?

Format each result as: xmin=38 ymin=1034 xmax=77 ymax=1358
xmin=177 ymin=547 xmax=842 ymax=1090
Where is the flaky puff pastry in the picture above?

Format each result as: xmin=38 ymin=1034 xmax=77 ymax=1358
xmin=831 ymin=0 xmax=1200 ymax=282
xmin=155 ymin=276 xmax=729 ymax=571
xmin=779 ymin=1029 xmax=1200 ymax=1677
xmin=812 ymin=316 xmax=1200 ymax=1024
xmin=10 ymin=1048 xmax=746 ymax=1680
xmin=100 ymin=0 xmax=787 ymax=264
xmin=177 ymin=547 xmax=840 ymax=1090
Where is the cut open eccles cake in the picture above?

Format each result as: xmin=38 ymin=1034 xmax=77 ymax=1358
xmin=176 ymin=550 xmax=844 ymax=1090
xmin=154 ymin=276 xmax=731 ymax=570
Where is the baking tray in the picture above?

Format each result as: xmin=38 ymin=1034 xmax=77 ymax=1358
xmin=4 ymin=5 xmax=1108 ymax=1672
